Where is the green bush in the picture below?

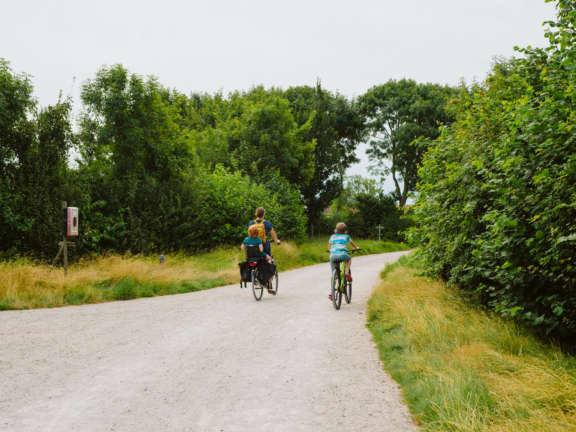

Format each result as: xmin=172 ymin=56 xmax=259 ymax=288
xmin=190 ymin=166 xmax=307 ymax=249
xmin=412 ymin=1 xmax=576 ymax=341
xmin=319 ymin=192 xmax=413 ymax=241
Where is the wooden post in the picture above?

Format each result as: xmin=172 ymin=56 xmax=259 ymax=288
xmin=53 ymin=201 xmax=68 ymax=275
xmin=63 ymin=235 xmax=68 ymax=275
xmin=62 ymin=201 xmax=68 ymax=275
xmin=378 ymin=224 xmax=383 ymax=242
xmin=52 ymin=244 xmax=63 ymax=267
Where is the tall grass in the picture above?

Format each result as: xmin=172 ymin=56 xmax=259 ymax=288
xmin=0 ymin=254 xmax=232 ymax=309
xmin=367 ymin=256 xmax=576 ymax=431
xmin=0 ymin=238 xmax=408 ymax=310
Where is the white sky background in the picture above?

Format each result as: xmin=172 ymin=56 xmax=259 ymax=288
xmin=2 ymin=0 xmax=556 ymax=191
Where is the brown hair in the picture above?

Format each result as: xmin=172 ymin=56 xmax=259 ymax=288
xmin=248 ymin=225 xmax=260 ymax=238
xmin=334 ymin=222 xmax=347 ymax=234
xmin=255 ymin=207 xmax=265 ymax=218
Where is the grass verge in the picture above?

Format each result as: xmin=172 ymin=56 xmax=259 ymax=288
xmin=0 ymin=237 xmax=408 ymax=310
xmin=367 ymin=255 xmax=576 ymax=431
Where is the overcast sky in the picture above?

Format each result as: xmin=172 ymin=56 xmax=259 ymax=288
xmin=2 ymin=0 xmax=556 ymax=186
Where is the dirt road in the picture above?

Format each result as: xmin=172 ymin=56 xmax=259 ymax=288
xmin=0 ymin=252 xmax=417 ymax=432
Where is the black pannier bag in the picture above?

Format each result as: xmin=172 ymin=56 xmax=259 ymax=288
xmin=239 ymin=261 xmax=251 ymax=283
xmin=257 ymin=261 xmax=276 ymax=285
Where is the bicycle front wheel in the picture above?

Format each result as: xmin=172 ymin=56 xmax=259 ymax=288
xmin=252 ymin=269 xmax=263 ymax=301
xmin=331 ymin=268 xmax=342 ymax=310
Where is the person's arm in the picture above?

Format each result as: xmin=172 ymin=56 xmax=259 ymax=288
xmin=270 ymin=228 xmax=280 ymax=245
xmin=259 ymin=244 xmax=264 ymax=252
xmin=349 ymin=240 xmax=360 ymax=250
xmin=241 ymin=243 xmax=246 ymax=250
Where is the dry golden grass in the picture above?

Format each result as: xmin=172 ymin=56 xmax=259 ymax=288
xmin=0 ymin=238 xmax=407 ymax=309
xmin=0 ymin=251 xmax=243 ymax=309
xmin=368 ymin=261 xmax=576 ymax=432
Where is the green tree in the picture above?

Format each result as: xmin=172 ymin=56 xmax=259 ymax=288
xmin=229 ymin=94 xmax=315 ymax=186
xmin=0 ymin=59 xmax=74 ymax=257
xmin=0 ymin=59 xmax=35 ymax=253
xmin=78 ymin=65 xmax=198 ymax=253
xmin=359 ymin=79 xmax=456 ymax=207
xmin=284 ymin=83 xmax=365 ymax=234
xmin=182 ymin=88 xmax=316 ymax=190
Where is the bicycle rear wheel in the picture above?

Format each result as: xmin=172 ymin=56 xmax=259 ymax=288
xmin=331 ymin=268 xmax=342 ymax=310
xmin=344 ymin=276 xmax=352 ymax=304
xmin=341 ymin=261 xmax=351 ymax=304
xmin=269 ymin=269 xmax=278 ymax=295
xmin=252 ymin=269 xmax=263 ymax=301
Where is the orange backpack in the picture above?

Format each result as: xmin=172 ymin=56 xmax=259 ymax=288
xmin=252 ymin=219 xmax=267 ymax=242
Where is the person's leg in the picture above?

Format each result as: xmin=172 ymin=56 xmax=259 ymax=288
xmin=263 ymin=241 xmax=272 ymax=258
xmin=329 ymin=256 xmax=338 ymax=298
xmin=345 ymin=256 xmax=352 ymax=281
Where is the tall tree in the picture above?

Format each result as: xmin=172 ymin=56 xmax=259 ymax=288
xmin=184 ymin=88 xmax=316 ymax=187
xmin=229 ymin=94 xmax=315 ymax=186
xmin=284 ymin=83 xmax=365 ymax=234
xmin=0 ymin=59 xmax=35 ymax=253
xmin=0 ymin=59 xmax=74 ymax=256
xmin=78 ymin=65 xmax=198 ymax=252
xmin=359 ymin=79 xmax=456 ymax=207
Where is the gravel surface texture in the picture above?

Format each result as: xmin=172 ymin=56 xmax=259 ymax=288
xmin=0 ymin=251 xmax=417 ymax=432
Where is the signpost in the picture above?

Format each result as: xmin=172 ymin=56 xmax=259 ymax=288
xmin=52 ymin=201 xmax=78 ymax=275
xmin=377 ymin=224 xmax=383 ymax=241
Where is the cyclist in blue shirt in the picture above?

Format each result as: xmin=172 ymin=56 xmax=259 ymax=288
xmin=248 ymin=207 xmax=280 ymax=257
xmin=329 ymin=222 xmax=359 ymax=283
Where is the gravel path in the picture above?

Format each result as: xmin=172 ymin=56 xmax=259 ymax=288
xmin=0 ymin=252 xmax=417 ymax=432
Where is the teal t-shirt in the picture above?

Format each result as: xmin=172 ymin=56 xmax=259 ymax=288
xmin=329 ymin=234 xmax=351 ymax=257
xmin=243 ymin=237 xmax=266 ymax=257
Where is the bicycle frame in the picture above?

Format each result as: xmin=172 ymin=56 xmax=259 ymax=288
xmin=329 ymin=248 xmax=359 ymax=309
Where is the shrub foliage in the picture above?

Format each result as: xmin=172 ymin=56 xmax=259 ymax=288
xmin=412 ymin=0 xmax=576 ymax=340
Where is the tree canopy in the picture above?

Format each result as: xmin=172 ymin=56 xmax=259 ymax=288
xmin=359 ymin=79 xmax=456 ymax=207
xmin=0 ymin=60 xmax=74 ymax=257
xmin=283 ymin=83 xmax=365 ymax=233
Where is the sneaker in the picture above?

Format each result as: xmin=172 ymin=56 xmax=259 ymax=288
xmin=346 ymin=273 xmax=352 ymax=282
xmin=328 ymin=294 xmax=333 ymax=301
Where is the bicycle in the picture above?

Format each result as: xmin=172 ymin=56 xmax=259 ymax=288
xmin=244 ymin=245 xmax=278 ymax=301
xmin=330 ymin=248 xmax=360 ymax=310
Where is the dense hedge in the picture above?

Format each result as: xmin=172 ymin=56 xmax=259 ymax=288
xmin=191 ymin=167 xmax=306 ymax=249
xmin=412 ymin=0 xmax=576 ymax=340
xmin=317 ymin=192 xmax=412 ymax=241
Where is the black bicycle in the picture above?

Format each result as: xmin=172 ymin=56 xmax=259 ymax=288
xmin=330 ymin=249 xmax=360 ymax=310
xmin=244 ymin=245 xmax=278 ymax=301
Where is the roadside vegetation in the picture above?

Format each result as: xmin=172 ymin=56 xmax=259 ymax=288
xmin=0 ymin=238 xmax=408 ymax=310
xmin=411 ymin=1 xmax=576 ymax=342
xmin=368 ymin=256 xmax=576 ymax=432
